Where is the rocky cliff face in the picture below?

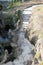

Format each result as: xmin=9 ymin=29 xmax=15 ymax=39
xmin=27 ymin=5 xmax=43 ymax=65
xmin=0 ymin=1 xmax=10 ymax=10
xmin=0 ymin=7 xmax=34 ymax=65
xmin=1 ymin=4 xmax=43 ymax=65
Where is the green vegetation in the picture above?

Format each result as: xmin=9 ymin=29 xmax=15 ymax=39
xmin=7 ymin=0 xmax=21 ymax=9
xmin=7 ymin=0 xmax=31 ymax=9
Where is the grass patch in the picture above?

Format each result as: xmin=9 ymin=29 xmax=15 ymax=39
xmin=7 ymin=2 xmax=21 ymax=9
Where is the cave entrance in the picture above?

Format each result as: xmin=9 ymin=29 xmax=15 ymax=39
xmin=0 ymin=19 xmax=2 ymax=24
xmin=5 ymin=25 xmax=10 ymax=31
xmin=4 ymin=46 xmax=13 ymax=54
xmin=0 ymin=4 xmax=3 ymax=11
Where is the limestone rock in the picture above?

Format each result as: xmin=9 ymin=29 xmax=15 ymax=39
xmin=27 ymin=5 xmax=43 ymax=45
xmin=27 ymin=5 xmax=43 ymax=65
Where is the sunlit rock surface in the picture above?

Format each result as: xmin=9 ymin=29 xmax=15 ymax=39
xmin=27 ymin=5 xmax=43 ymax=65
xmin=27 ymin=5 xmax=43 ymax=44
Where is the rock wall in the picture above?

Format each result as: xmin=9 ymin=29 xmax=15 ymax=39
xmin=0 ymin=1 xmax=10 ymax=10
xmin=27 ymin=5 xmax=43 ymax=65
